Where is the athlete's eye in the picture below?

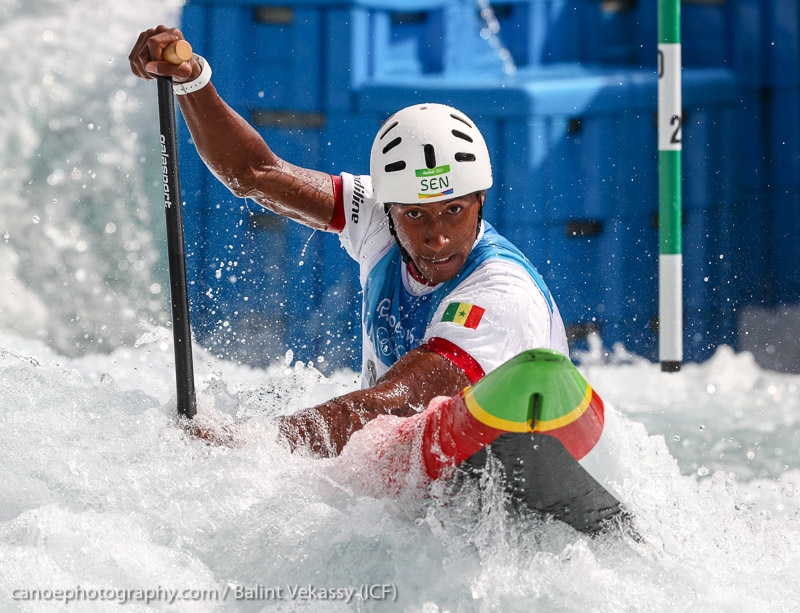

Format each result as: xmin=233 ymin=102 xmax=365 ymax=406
xmin=405 ymin=209 xmax=423 ymax=220
xmin=447 ymin=204 xmax=463 ymax=214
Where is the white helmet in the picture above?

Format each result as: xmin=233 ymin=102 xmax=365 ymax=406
xmin=369 ymin=103 xmax=493 ymax=205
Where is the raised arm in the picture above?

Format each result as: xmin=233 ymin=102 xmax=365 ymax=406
xmin=129 ymin=26 xmax=336 ymax=229
xmin=276 ymin=348 xmax=471 ymax=457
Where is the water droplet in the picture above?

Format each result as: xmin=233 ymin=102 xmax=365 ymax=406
xmin=673 ymin=434 xmax=681 ymax=442
xmin=697 ymin=466 xmax=710 ymax=477
xmin=32 ymin=215 xmax=40 ymax=224
xmin=746 ymin=450 xmax=755 ymax=460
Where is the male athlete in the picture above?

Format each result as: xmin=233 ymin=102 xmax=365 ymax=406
xmin=129 ymin=26 xmax=569 ymax=457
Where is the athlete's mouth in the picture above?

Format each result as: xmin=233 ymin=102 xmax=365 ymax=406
xmin=421 ymin=255 xmax=454 ymax=265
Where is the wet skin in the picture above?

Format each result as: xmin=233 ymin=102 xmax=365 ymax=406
xmin=389 ymin=192 xmax=484 ymax=285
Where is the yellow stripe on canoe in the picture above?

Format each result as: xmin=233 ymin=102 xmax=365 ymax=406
xmin=464 ymin=384 xmax=594 ymax=433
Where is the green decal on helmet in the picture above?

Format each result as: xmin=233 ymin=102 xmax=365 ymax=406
xmin=415 ymin=165 xmax=451 ymax=177
xmin=416 ymin=164 xmax=452 ymax=199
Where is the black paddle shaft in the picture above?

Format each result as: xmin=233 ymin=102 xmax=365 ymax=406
xmin=156 ymin=75 xmax=197 ymax=419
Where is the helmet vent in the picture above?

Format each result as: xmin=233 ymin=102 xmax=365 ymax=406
xmin=423 ymin=144 xmax=437 ymax=169
xmin=455 ymin=152 xmax=476 ymax=162
xmin=382 ymin=137 xmax=402 ymax=154
xmin=451 ymin=129 xmax=473 ymax=143
xmin=379 ymin=121 xmax=399 ymax=140
xmin=450 ymin=114 xmax=473 ymax=128
xmin=384 ymin=161 xmax=406 ymax=173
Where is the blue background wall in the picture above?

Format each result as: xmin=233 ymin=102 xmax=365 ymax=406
xmin=175 ymin=0 xmax=800 ymax=371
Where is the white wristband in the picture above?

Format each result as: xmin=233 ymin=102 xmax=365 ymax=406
xmin=173 ymin=54 xmax=212 ymax=96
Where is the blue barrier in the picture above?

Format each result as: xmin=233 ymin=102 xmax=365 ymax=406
xmin=682 ymin=104 xmax=739 ymax=214
xmin=579 ymin=0 xmax=653 ymax=66
xmin=767 ymin=188 xmax=800 ymax=304
xmin=177 ymin=0 xmax=798 ymax=366
xmin=768 ymin=86 xmax=800 ymax=188
xmin=502 ymin=215 xmax=657 ymax=337
xmin=765 ymin=0 xmax=800 ymax=87
xmin=736 ymin=87 xmax=768 ymax=192
xmin=683 ymin=211 xmax=732 ymax=317
xmin=728 ymin=188 xmax=769 ymax=305
xmin=681 ymin=0 xmax=731 ymax=68
xmin=730 ymin=0 xmax=766 ymax=88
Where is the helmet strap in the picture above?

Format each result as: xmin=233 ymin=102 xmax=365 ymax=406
xmin=384 ymin=202 xmax=412 ymax=264
xmin=475 ymin=191 xmax=485 ymax=239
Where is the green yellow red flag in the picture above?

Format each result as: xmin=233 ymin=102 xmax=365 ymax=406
xmin=441 ymin=302 xmax=485 ymax=329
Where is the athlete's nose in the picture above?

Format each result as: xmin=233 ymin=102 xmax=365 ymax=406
xmin=425 ymin=217 xmax=449 ymax=250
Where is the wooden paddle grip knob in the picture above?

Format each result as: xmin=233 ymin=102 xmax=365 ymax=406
xmin=163 ymin=40 xmax=193 ymax=65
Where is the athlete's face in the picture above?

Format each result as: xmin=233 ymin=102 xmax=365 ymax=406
xmin=388 ymin=192 xmax=483 ymax=285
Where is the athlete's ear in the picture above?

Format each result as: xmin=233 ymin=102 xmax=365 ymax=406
xmin=477 ymin=190 xmax=486 ymax=207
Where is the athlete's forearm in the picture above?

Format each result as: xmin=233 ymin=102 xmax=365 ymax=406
xmin=278 ymin=348 xmax=471 ymax=457
xmin=277 ymin=390 xmax=419 ymax=457
xmin=177 ymin=83 xmax=336 ymax=229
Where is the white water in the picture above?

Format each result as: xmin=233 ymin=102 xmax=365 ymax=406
xmin=2 ymin=2 xmax=800 ymax=612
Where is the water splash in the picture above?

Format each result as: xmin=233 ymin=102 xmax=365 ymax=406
xmin=0 ymin=0 xmax=185 ymax=356
xmin=2 ymin=328 xmax=800 ymax=611
xmin=299 ymin=229 xmax=317 ymax=266
xmin=476 ymin=0 xmax=517 ymax=76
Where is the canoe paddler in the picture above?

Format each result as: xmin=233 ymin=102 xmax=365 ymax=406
xmin=129 ymin=26 xmax=569 ymax=456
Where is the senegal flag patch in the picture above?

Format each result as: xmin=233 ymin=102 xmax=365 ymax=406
xmin=442 ymin=302 xmax=485 ymax=329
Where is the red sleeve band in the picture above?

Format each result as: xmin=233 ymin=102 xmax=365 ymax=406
xmin=326 ymin=174 xmax=346 ymax=233
xmin=421 ymin=337 xmax=485 ymax=384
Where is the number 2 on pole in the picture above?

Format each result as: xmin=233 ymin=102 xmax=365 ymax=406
xmin=670 ymin=114 xmax=682 ymax=144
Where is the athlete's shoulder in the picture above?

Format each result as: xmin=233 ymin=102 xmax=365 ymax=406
xmin=459 ymin=256 xmax=543 ymax=295
xmin=445 ymin=258 xmax=554 ymax=332
xmin=340 ymin=173 xmax=374 ymax=225
xmin=338 ymin=173 xmax=393 ymax=268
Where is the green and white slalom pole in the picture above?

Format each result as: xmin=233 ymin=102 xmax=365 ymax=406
xmin=658 ymin=0 xmax=683 ymax=372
